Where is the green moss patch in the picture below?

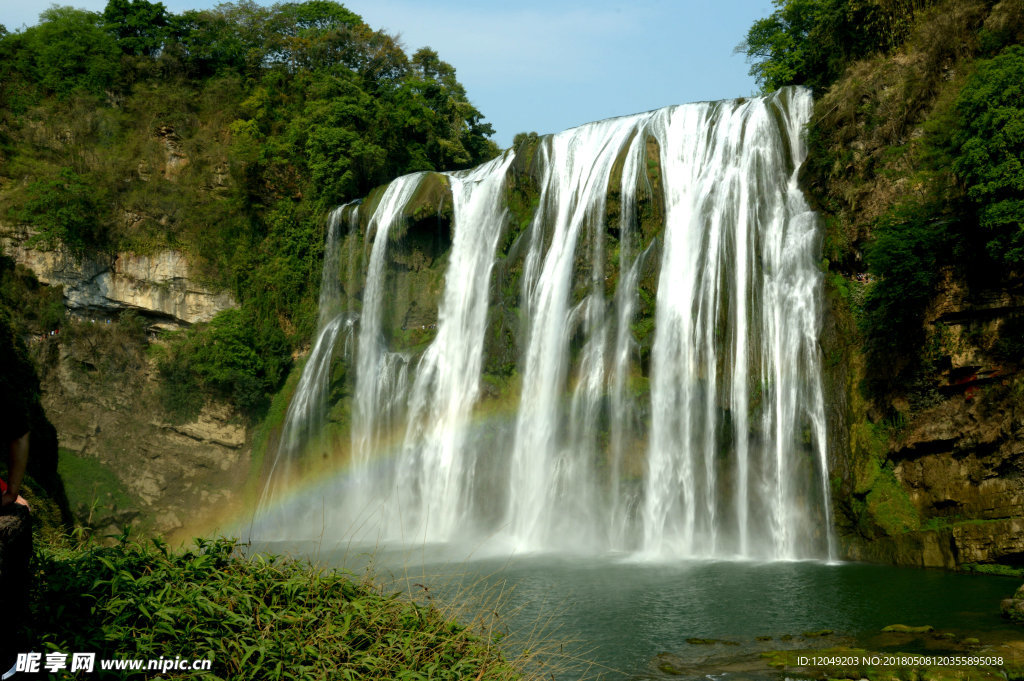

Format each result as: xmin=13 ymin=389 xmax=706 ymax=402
xmin=57 ymin=448 xmax=135 ymax=514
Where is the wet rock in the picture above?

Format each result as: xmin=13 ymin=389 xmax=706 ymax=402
xmin=882 ymin=624 xmax=934 ymax=633
xmin=685 ymin=638 xmax=739 ymax=645
xmin=654 ymin=652 xmax=685 ymax=675
xmin=802 ymin=629 xmax=834 ymax=637
xmin=1001 ymin=584 xmax=1024 ymax=623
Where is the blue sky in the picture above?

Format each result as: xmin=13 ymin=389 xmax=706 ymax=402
xmin=3 ymin=1 xmax=772 ymax=148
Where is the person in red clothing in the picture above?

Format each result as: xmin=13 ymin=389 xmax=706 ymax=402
xmin=1 ymin=430 xmax=30 ymax=510
xmin=0 ymin=429 xmax=33 ymax=680
xmin=0 ymin=311 xmax=35 ymax=677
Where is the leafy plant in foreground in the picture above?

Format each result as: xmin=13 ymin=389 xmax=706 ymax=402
xmin=30 ymin=536 xmax=525 ymax=680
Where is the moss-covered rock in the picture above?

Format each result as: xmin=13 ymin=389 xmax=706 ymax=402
xmin=882 ymin=624 xmax=935 ymax=633
xmin=1002 ymin=585 xmax=1024 ymax=623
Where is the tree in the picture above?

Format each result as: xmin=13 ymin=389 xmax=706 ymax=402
xmin=103 ymin=0 xmax=169 ymax=57
xmin=11 ymin=7 xmax=119 ymax=96
xmin=951 ymin=45 xmax=1024 ymax=265
xmin=739 ymin=0 xmax=934 ymax=93
xmin=17 ymin=168 xmax=104 ymax=256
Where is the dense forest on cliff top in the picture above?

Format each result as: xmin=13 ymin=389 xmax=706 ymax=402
xmin=0 ymin=0 xmax=498 ymax=419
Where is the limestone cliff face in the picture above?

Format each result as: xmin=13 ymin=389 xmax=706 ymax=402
xmin=0 ymin=228 xmax=235 ymax=326
xmin=37 ymin=330 xmax=250 ymax=538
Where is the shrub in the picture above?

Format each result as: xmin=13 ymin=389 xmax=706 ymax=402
xmin=739 ymin=0 xmax=937 ymax=94
xmin=156 ymin=308 xmax=290 ymax=421
xmin=951 ymin=44 xmax=1024 ymax=265
xmin=4 ymin=6 xmax=119 ymax=98
xmin=15 ymin=168 xmax=106 ymax=255
xmin=863 ymin=201 xmax=955 ymax=360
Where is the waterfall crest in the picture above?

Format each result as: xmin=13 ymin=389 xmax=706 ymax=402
xmin=253 ymin=88 xmax=835 ymax=560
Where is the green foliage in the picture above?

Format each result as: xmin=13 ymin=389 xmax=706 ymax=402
xmin=951 ymin=45 xmax=1024 ymax=265
xmin=0 ymin=1 xmax=499 ymax=417
xmin=863 ymin=202 xmax=953 ymax=358
xmin=30 ymin=536 xmax=523 ymax=680
xmin=103 ymin=0 xmax=170 ymax=57
xmin=826 ymin=25 xmax=1024 ymax=383
xmin=0 ymin=254 xmax=65 ymax=333
xmin=57 ymin=448 xmax=136 ymax=514
xmin=960 ymin=562 xmax=1024 ymax=577
xmin=60 ymin=312 xmax=151 ymax=384
xmin=13 ymin=168 xmax=106 ymax=255
xmin=512 ymin=132 xmax=539 ymax=147
xmin=863 ymin=464 xmax=920 ymax=535
xmin=994 ymin=314 xmax=1024 ymax=360
xmin=0 ymin=6 xmax=119 ymax=101
xmin=300 ymin=74 xmax=387 ymax=204
xmin=739 ymin=0 xmax=935 ymax=93
xmin=156 ymin=308 xmax=289 ymax=421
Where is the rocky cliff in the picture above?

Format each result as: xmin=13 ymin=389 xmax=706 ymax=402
xmin=0 ymin=226 xmax=248 ymax=537
xmin=812 ymin=0 xmax=1024 ymax=570
xmin=0 ymin=228 xmax=236 ymax=327
xmin=826 ymin=272 xmax=1024 ymax=569
xmin=34 ymin=323 xmax=251 ymax=538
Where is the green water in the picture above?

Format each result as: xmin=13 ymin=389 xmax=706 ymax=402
xmin=258 ymin=542 xmax=1020 ymax=679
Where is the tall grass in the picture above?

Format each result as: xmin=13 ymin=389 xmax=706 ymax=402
xmin=28 ymin=533 xmax=588 ymax=680
xmin=354 ymin=544 xmax=612 ymax=681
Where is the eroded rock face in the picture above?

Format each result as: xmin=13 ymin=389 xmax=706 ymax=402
xmin=42 ymin=340 xmax=249 ymax=538
xmin=0 ymin=230 xmax=235 ymax=325
xmin=828 ymin=269 xmax=1024 ymax=569
xmin=106 ymin=251 xmax=236 ymax=325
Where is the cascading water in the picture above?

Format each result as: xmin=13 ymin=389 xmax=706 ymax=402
xmin=257 ymin=206 xmax=350 ymax=508
xmin=637 ymin=97 xmax=833 ymax=559
xmin=507 ymin=118 xmax=648 ymax=550
xmin=253 ymin=87 xmax=835 ymax=561
xmin=350 ymin=174 xmax=426 ymax=468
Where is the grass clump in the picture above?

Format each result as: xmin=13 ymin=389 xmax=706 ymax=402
xmin=30 ymin=534 xmax=527 ymax=680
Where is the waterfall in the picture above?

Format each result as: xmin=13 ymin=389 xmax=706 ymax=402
xmin=257 ymin=206 xmax=350 ymax=508
xmin=350 ymin=174 xmax=426 ymax=468
xmin=638 ymin=96 xmax=831 ymax=559
xmin=507 ymin=117 xmax=650 ymax=550
xmin=388 ymin=153 xmax=516 ymax=540
xmin=254 ymin=88 xmax=835 ymax=560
